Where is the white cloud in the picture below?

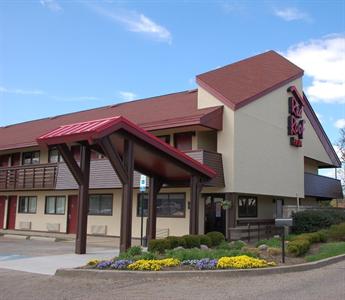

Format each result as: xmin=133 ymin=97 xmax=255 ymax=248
xmin=274 ymin=7 xmax=311 ymax=22
xmin=119 ymin=91 xmax=137 ymax=101
xmin=0 ymin=86 xmax=45 ymax=95
xmin=283 ymin=34 xmax=345 ymax=104
xmin=51 ymin=95 xmax=99 ymax=102
xmin=40 ymin=0 xmax=62 ymax=13
xmin=335 ymin=119 xmax=345 ymax=129
xmin=92 ymin=6 xmax=172 ymax=44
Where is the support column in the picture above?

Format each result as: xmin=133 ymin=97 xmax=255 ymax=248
xmin=189 ymin=175 xmax=202 ymax=235
xmin=120 ymin=139 xmax=134 ymax=253
xmin=75 ymin=145 xmax=91 ymax=254
xmin=147 ymin=177 xmax=163 ymax=242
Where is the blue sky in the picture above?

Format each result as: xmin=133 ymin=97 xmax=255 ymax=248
xmin=0 ymin=0 xmax=344 ymax=149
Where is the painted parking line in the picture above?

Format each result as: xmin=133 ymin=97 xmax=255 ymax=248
xmin=0 ymin=254 xmax=28 ymax=262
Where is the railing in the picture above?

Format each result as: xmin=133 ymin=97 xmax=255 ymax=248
xmin=0 ymin=163 xmax=57 ymax=191
xmin=304 ymin=172 xmax=343 ymax=199
xmin=229 ymin=220 xmax=278 ymax=241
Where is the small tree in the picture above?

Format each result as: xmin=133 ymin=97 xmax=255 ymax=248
xmin=336 ymin=128 xmax=345 ymax=196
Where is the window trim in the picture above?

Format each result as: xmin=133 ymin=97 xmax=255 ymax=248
xmin=48 ymin=147 xmax=62 ymax=163
xmin=22 ymin=151 xmax=40 ymax=165
xmin=238 ymin=195 xmax=258 ymax=218
xmin=44 ymin=196 xmax=66 ymax=215
xmin=137 ymin=192 xmax=186 ymax=218
xmin=157 ymin=135 xmax=171 ymax=145
xmin=18 ymin=196 xmax=37 ymax=214
xmin=88 ymin=194 xmax=113 ymax=216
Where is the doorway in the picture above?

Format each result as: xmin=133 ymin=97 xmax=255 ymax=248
xmin=7 ymin=196 xmax=17 ymax=230
xmin=67 ymin=195 xmax=78 ymax=234
xmin=0 ymin=196 xmax=5 ymax=229
xmin=204 ymin=194 xmax=226 ymax=235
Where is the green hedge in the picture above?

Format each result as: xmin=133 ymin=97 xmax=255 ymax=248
xmin=182 ymin=235 xmax=201 ymax=248
xmin=292 ymin=210 xmax=345 ymax=234
xmin=327 ymin=223 xmax=345 ymax=241
xmin=287 ymin=239 xmax=311 ymax=256
xmin=206 ymin=231 xmax=225 ymax=247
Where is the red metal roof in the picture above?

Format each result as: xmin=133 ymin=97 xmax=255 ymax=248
xmin=196 ymin=51 xmax=304 ymax=110
xmin=37 ymin=116 xmax=216 ymax=180
xmin=0 ymin=90 xmax=223 ymax=151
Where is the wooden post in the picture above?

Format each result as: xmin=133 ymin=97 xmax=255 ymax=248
xmin=120 ymin=139 xmax=134 ymax=253
xmin=189 ymin=175 xmax=202 ymax=235
xmin=75 ymin=145 xmax=90 ymax=254
xmin=147 ymin=177 xmax=163 ymax=242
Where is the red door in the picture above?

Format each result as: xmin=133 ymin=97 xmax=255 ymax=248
xmin=0 ymin=196 xmax=6 ymax=229
xmin=67 ymin=195 xmax=78 ymax=234
xmin=7 ymin=196 xmax=17 ymax=230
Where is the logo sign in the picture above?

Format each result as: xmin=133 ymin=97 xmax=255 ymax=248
xmin=139 ymin=175 xmax=147 ymax=192
xmin=287 ymin=95 xmax=305 ymax=147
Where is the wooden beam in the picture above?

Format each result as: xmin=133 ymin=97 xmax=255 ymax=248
xmin=189 ymin=175 xmax=203 ymax=235
xmin=147 ymin=177 xmax=163 ymax=242
xmin=75 ymin=145 xmax=91 ymax=254
xmin=56 ymin=144 xmax=83 ymax=185
xmin=120 ymin=139 xmax=134 ymax=253
xmin=98 ymin=136 xmax=128 ymax=184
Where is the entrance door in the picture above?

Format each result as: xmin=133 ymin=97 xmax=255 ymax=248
xmin=0 ymin=196 xmax=6 ymax=229
xmin=7 ymin=196 xmax=17 ymax=230
xmin=67 ymin=195 xmax=78 ymax=234
xmin=204 ymin=194 xmax=226 ymax=235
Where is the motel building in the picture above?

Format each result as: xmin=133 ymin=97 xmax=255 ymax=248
xmin=0 ymin=51 xmax=343 ymax=252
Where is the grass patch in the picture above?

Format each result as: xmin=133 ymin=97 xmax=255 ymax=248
xmin=256 ymin=238 xmax=281 ymax=249
xmin=305 ymin=242 xmax=345 ymax=262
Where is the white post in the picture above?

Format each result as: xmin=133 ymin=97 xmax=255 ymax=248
xmin=296 ymin=193 xmax=300 ymax=212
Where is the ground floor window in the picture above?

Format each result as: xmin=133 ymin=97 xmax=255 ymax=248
xmin=18 ymin=196 xmax=37 ymax=214
xmin=238 ymin=196 xmax=257 ymax=218
xmin=137 ymin=193 xmax=185 ymax=218
xmin=89 ymin=194 xmax=113 ymax=215
xmin=45 ymin=196 xmax=66 ymax=214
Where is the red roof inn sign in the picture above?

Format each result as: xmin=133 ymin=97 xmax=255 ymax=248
xmin=287 ymin=86 xmax=305 ymax=147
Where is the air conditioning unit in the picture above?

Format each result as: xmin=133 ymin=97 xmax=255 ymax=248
xmin=91 ymin=225 xmax=107 ymax=235
xmin=46 ymin=223 xmax=60 ymax=232
xmin=19 ymin=221 xmax=31 ymax=230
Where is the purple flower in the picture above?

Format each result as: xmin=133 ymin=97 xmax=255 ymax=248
xmin=110 ymin=259 xmax=133 ymax=270
xmin=182 ymin=258 xmax=218 ymax=270
xmin=96 ymin=260 xmax=113 ymax=269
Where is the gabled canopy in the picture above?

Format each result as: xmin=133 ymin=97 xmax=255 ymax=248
xmin=37 ymin=116 xmax=216 ymax=182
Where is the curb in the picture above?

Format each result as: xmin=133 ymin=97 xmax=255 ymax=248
xmin=55 ymin=253 xmax=345 ymax=280
xmin=3 ymin=234 xmax=29 ymax=240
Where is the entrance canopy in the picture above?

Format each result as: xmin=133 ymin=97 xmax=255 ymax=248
xmin=37 ymin=116 xmax=215 ymax=254
xmin=37 ymin=116 xmax=215 ymax=183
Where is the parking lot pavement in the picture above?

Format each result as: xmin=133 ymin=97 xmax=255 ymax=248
xmin=0 ymin=236 xmax=118 ymax=275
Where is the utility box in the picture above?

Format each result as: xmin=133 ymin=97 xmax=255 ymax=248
xmin=275 ymin=218 xmax=293 ymax=227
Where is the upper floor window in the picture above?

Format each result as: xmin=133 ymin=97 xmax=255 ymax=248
xmin=157 ymin=135 xmax=171 ymax=145
xmin=89 ymin=194 xmax=113 ymax=216
xmin=137 ymin=193 xmax=185 ymax=218
xmin=238 ymin=196 xmax=257 ymax=218
xmin=48 ymin=148 xmax=63 ymax=163
xmin=18 ymin=196 xmax=37 ymax=214
xmin=174 ymin=132 xmax=193 ymax=151
xmin=22 ymin=151 xmax=40 ymax=165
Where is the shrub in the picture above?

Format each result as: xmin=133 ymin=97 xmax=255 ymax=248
xmin=182 ymin=235 xmax=201 ymax=248
xmin=327 ymin=223 xmax=345 ymax=241
xmin=295 ymin=232 xmax=327 ymax=244
xmin=229 ymin=240 xmax=246 ymax=250
xmin=206 ymin=231 xmax=225 ymax=247
xmin=287 ymin=239 xmax=310 ymax=256
xmin=166 ymin=236 xmax=186 ymax=249
xmin=135 ymin=252 xmax=158 ymax=260
xmin=199 ymin=235 xmax=212 ymax=248
xmin=148 ymin=239 xmax=170 ymax=253
xmin=292 ymin=210 xmax=345 ymax=233
xmin=127 ymin=246 xmax=142 ymax=257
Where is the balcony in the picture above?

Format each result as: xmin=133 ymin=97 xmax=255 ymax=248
xmin=0 ymin=164 xmax=57 ymax=191
xmin=304 ymin=172 xmax=343 ymax=199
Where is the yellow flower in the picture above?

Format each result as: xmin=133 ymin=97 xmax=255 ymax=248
xmin=127 ymin=258 xmax=180 ymax=271
xmin=217 ymin=255 xmax=276 ymax=269
xmin=87 ymin=259 xmax=100 ymax=266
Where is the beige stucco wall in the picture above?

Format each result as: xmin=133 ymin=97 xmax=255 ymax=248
xmin=304 ymin=158 xmax=319 ymax=174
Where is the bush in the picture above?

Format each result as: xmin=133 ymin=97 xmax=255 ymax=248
xmin=148 ymin=239 xmax=170 ymax=253
xmin=127 ymin=246 xmax=142 ymax=256
xmin=327 ymin=223 xmax=345 ymax=241
xmin=229 ymin=240 xmax=246 ymax=250
xmin=135 ymin=252 xmax=158 ymax=260
xmin=206 ymin=231 xmax=225 ymax=247
xmin=287 ymin=238 xmax=311 ymax=256
xmin=292 ymin=210 xmax=345 ymax=233
xmin=182 ymin=235 xmax=201 ymax=248
xmin=166 ymin=236 xmax=186 ymax=249
xmin=199 ymin=235 xmax=212 ymax=248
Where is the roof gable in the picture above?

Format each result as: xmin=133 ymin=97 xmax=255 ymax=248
xmin=196 ymin=50 xmax=304 ymax=110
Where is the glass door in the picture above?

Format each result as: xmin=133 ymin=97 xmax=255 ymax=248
xmin=204 ymin=194 xmax=226 ymax=235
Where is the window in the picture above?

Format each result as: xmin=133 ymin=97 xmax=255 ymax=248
xmin=238 ymin=196 xmax=257 ymax=218
xmin=48 ymin=148 xmax=63 ymax=163
xmin=45 ymin=196 xmax=66 ymax=214
xmin=174 ymin=132 xmax=193 ymax=151
xmin=89 ymin=194 xmax=113 ymax=215
xmin=22 ymin=151 xmax=40 ymax=165
xmin=18 ymin=196 xmax=37 ymax=214
xmin=137 ymin=193 xmax=185 ymax=218
xmin=157 ymin=135 xmax=171 ymax=144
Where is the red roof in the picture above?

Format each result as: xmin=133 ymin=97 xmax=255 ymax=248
xmin=0 ymin=90 xmax=223 ymax=151
xmin=196 ymin=51 xmax=304 ymax=110
xmin=37 ymin=116 xmax=216 ymax=180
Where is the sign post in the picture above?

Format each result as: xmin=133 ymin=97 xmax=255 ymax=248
xmin=275 ymin=218 xmax=293 ymax=264
xmin=139 ymin=175 xmax=147 ymax=246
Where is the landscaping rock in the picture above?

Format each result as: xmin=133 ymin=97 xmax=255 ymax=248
xmin=173 ymin=246 xmax=184 ymax=251
xmin=200 ymin=244 xmax=209 ymax=251
xmin=274 ymin=235 xmax=280 ymax=239
xmin=268 ymin=247 xmax=282 ymax=256
xmin=258 ymin=244 xmax=268 ymax=251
